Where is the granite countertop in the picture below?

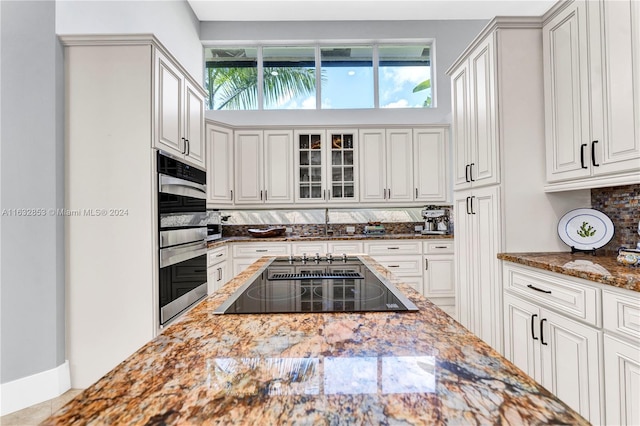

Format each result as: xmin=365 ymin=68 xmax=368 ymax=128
xmin=44 ymin=256 xmax=585 ymax=425
xmin=209 ymin=233 xmax=453 ymax=248
xmin=498 ymin=252 xmax=640 ymax=292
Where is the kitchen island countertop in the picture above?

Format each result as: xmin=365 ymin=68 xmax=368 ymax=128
xmin=498 ymin=251 xmax=640 ymax=292
xmin=43 ymin=255 xmax=586 ymax=425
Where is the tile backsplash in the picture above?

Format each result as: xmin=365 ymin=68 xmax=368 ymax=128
xmin=591 ymin=184 xmax=640 ymax=252
xmin=215 ymin=207 xmax=453 ymax=237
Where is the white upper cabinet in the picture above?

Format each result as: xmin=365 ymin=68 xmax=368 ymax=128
xmin=206 ymin=122 xmax=234 ymax=206
xmin=294 ymin=129 xmax=358 ymax=204
xmin=451 ymin=35 xmax=499 ymax=190
xmin=414 ymin=127 xmax=449 ymax=202
xmin=359 ymin=127 xmax=449 ymax=204
xmin=264 ymin=130 xmax=295 ymax=204
xmin=359 ymin=128 xmax=413 ymax=202
xmin=155 ymin=50 xmax=205 ymax=169
xmin=543 ymin=0 xmax=640 ymax=190
xmin=234 ymin=130 xmax=293 ymax=205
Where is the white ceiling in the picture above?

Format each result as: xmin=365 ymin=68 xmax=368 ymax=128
xmin=187 ymin=0 xmax=557 ymax=21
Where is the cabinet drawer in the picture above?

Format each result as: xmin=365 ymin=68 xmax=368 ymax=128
xmin=423 ymin=240 xmax=454 ymax=254
xmin=375 ymin=256 xmax=422 ymax=277
xmin=291 ymin=242 xmax=328 ymax=256
xmin=327 ymin=241 xmax=364 ymax=254
xmin=232 ymin=243 xmax=291 ymax=258
xmin=207 ymin=246 xmax=228 ymax=267
xmin=603 ymin=289 xmax=640 ymax=341
xmin=364 ymin=241 xmax=421 ymax=256
xmin=504 ymin=264 xmax=600 ymax=327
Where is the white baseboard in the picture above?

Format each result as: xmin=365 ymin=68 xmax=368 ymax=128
xmin=0 ymin=360 xmax=71 ymax=416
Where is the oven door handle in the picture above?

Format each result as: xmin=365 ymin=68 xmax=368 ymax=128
xmin=160 ymin=240 xmax=208 ymax=268
xmin=159 ymin=174 xmax=207 ymax=200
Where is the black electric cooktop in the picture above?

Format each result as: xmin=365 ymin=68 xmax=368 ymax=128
xmin=214 ymin=255 xmax=419 ymax=314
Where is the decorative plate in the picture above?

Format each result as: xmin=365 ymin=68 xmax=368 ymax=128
xmin=557 ymin=208 xmax=614 ymax=250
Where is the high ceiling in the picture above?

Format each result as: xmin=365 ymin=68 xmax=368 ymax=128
xmin=187 ymin=0 xmax=556 ymax=21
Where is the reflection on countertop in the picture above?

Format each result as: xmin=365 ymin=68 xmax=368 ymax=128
xmin=43 ymin=256 xmax=586 ymax=425
xmin=498 ymin=252 xmax=640 ymax=292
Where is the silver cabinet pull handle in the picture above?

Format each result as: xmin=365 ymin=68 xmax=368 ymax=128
xmin=215 ymin=253 xmax=224 ymax=257
xmin=425 ymin=259 xmax=429 ymax=270
xmin=217 ymin=267 xmax=222 ymax=281
xmin=435 ymin=246 xmax=447 ymax=249
xmin=256 ymin=249 xmax=268 ymax=252
xmin=230 ymin=189 xmax=233 ymax=201
xmin=388 ymin=247 xmax=400 ymax=250
xmin=388 ymin=265 xmax=400 ymax=268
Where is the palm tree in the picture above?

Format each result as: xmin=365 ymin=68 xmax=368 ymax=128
xmin=206 ymin=66 xmax=316 ymax=110
xmin=412 ymin=78 xmax=432 ymax=107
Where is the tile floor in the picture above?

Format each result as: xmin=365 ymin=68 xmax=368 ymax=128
xmin=0 ymin=389 xmax=83 ymax=426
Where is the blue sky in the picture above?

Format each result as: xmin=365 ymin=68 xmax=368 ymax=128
xmin=266 ymin=65 xmax=432 ymax=110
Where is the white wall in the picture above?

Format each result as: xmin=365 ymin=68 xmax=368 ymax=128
xmin=56 ymin=0 xmax=202 ymax=80
xmin=200 ymin=19 xmax=488 ymax=126
xmin=0 ymin=0 xmax=66 ymax=410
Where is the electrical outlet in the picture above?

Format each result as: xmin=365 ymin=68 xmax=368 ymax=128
xmin=285 ymin=227 xmax=293 ymax=234
xmin=415 ymin=225 xmax=423 ymax=232
xmin=346 ymin=226 xmax=355 ymax=234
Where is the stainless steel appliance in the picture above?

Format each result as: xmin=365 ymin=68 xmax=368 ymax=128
xmin=206 ymin=210 xmax=222 ymax=242
xmin=157 ymin=152 xmax=208 ymax=325
xmin=421 ymin=207 xmax=449 ymax=235
xmin=214 ymin=255 xmax=418 ymax=314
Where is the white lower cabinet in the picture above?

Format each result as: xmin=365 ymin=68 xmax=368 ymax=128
xmin=364 ymin=239 xmax=454 ymax=313
xmin=207 ymin=246 xmax=229 ymax=293
xmin=602 ymin=289 xmax=640 ymax=426
xmin=231 ymin=242 xmax=291 ymax=276
xmin=503 ymin=264 xmax=604 ymax=424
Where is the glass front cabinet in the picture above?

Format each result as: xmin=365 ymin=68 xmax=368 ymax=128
xmin=294 ymin=129 xmax=358 ymax=203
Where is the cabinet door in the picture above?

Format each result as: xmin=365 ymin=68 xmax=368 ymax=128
xmin=414 ymin=128 xmax=448 ymax=202
xmin=207 ymin=260 xmax=229 ymax=293
xmin=358 ymin=129 xmax=386 ymax=202
xmin=604 ymin=333 xmax=640 ymax=426
xmin=540 ymin=308 xmax=603 ymax=424
xmin=183 ymin=82 xmax=205 ymax=168
xmin=453 ymin=191 xmax=474 ymax=329
xmin=472 ymin=185 xmax=502 ymax=351
xmin=543 ymin=0 xmax=592 ymax=182
xmin=503 ymin=292 xmax=541 ymax=382
xmin=206 ymin=123 xmax=234 ymax=205
xmin=155 ymin=52 xmax=184 ymax=155
xmin=592 ymin=0 xmax=640 ymax=176
xmin=451 ymin=63 xmax=471 ymax=190
xmin=264 ymin=130 xmax=294 ymax=204
xmin=234 ymin=131 xmax=263 ymax=204
xmin=295 ymin=130 xmax=326 ymax=203
xmin=386 ymin=129 xmax=414 ymax=202
xmin=468 ymin=36 xmax=499 ymax=187
xmin=327 ymin=130 xmax=357 ymax=202
xmin=424 ymin=255 xmax=454 ymax=298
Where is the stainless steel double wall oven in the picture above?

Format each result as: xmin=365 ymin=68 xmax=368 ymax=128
xmin=157 ymin=152 xmax=208 ymax=325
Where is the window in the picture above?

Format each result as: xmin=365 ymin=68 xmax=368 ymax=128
xmin=320 ymin=46 xmax=374 ymax=109
xmin=203 ymin=42 xmax=433 ymax=111
xmin=378 ymin=45 xmax=431 ymax=108
xmin=205 ymin=47 xmax=258 ymax=110
xmin=263 ymin=46 xmax=316 ymax=109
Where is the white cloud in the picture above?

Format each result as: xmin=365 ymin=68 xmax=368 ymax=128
xmin=301 ymin=96 xmax=316 ymax=109
xmin=381 ymin=99 xmax=410 ymax=108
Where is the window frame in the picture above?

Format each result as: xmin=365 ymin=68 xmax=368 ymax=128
xmin=203 ymin=40 xmax=435 ymax=111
